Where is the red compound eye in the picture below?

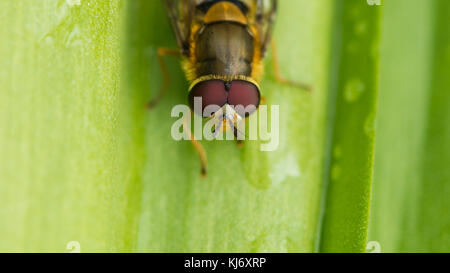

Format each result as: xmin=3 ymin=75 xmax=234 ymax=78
xmin=188 ymin=80 xmax=227 ymax=117
xmin=227 ymin=80 xmax=260 ymax=117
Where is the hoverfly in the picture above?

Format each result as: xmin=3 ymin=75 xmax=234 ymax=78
xmin=149 ymin=0 xmax=311 ymax=176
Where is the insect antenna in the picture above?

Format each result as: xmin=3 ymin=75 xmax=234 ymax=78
xmin=212 ymin=117 xmax=224 ymax=139
xmin=227 ymin=118 xmax=247 ymax=140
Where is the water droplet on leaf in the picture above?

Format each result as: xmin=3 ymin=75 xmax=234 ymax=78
xmin=344 ymin=78 xmax=365 ymax=103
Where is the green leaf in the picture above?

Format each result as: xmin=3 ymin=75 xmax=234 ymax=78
xmin=0 ymin=0 xmax=380 ymax=252
xmin=132 ymin=0 xmax=334 ymax=252
xmin=318 ymin=0 xmax=381 ymax=253
xmin=368 ymin=0 xmax=450 ymax=252
xmin=0 ymin=0 xmax=139 ymax=252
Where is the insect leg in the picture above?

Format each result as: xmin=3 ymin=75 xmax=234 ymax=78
xmin=236 ymin=140 xmax=244 ymax=148
xmin=182 ymin=111 xmax=208 ymax=177
xmin=270 ymin=39 xmax=313 ymax=92
xmin=146 ymin=47 xmax=182 ymax=109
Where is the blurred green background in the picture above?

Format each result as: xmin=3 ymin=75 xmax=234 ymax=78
xmin=0 ymin=0 xmax=448 ymax=253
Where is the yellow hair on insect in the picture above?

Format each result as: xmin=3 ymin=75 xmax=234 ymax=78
xmin=182 ymin=23 xmax=202 ymax=83
xmin=249 ymin=25 xmax=264 ymax=82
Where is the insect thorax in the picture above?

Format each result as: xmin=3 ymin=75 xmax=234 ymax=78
xmin=194 ymin=22 xmax=255 ymax=78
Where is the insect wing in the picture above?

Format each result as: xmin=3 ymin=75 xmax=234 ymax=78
xmin=245 ymin=0 xmax=278 ymax=56
xmin=162 ymin=0 xmax=196 ymax=54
